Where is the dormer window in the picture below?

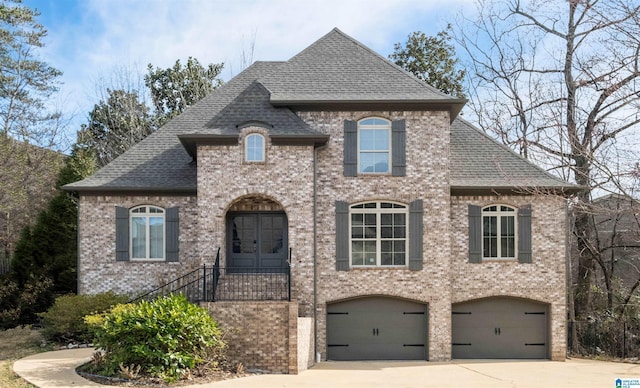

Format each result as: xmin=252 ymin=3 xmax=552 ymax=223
xmin=245 ymin=133 xmax=265 ymax=162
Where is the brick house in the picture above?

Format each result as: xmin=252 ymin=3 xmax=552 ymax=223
xmin=65 ymin=29 xmax=578 ymax=372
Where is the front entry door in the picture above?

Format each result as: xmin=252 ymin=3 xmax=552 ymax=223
xmin=227 ymin=212 xmax=288 ymax=272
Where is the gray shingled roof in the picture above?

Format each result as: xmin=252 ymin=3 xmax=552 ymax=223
xmin=265 ymin=29 xmax=460 ymax=104
xmin=64 ymin=28 xmax=576 ymax=194
xmin=202 ymin=81 xmax=320 ymax=135
xmin=63 ymin=62 xmax=278 ymax=192
xmin=450 ymin=118 xmax=578 ymax=193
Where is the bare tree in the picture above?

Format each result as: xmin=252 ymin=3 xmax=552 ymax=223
xmin=457 ymin=0 xmax=640 ymax=322
xmin=77 ymin=64 xmax=156 ymax=167
xmin=78 ymin=89 xmax=154 ymax=167
xmin=0 ymin=0 xmax=66 ymax=263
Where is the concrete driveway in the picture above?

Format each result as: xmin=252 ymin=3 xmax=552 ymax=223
xmin=217 ymin=359 xmax=640 ymax=388
xmin=14 ymin=348 xmax=640 ymax=387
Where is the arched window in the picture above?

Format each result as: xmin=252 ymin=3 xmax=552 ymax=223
xmin=358 ymin=118 xmax=390 ymax=173
xmin=245 ymin=133 xmax=265 ymax=162
xmin=482 ymin=205 xmax=516 ymax=259
xmin=349 ymin=201 xmax=407 ymax=267
xmin=130 ymin=206 xmax=165 ymax=260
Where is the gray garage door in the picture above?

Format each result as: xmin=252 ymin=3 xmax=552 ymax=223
xmin=452 ymin=297 xmax=548 ymax=359
xmin=327 ymin=297 xmax=428 ymax=360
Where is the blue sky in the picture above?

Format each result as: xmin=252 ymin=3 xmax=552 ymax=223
xmin=22 ymin=0 xmax=474 ymax=146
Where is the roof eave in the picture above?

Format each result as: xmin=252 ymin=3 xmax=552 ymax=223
xmin=178 ymin=134 xmax=240 ymax=158
xmin=61 ymin=185 xmax=197 ymax=195
xmin=271 ymin=99 xmax=467 ymax=123
xmin=450 ymin=185 xmax=584 ymax=197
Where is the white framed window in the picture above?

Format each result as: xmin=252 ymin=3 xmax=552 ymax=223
xmin=358 ymin=118 xmax=390 ymax=174
xmin=130 ymin=205 xmax=165 ymax=260
xmin=245 ymin=133 xmax=265 ymax=162
xmin=350 ymin=201 xmax=407 ymax=267
xmin=482 ymin=205 xmax=516 ymax=259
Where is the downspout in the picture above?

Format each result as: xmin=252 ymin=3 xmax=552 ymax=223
xmin=566 ymin=196 xmax=576 ymax=357
xmin=313 ymin=142 xmax=328 ymax=363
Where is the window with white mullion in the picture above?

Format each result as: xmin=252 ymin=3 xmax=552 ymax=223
xmin=482 ymin=205 xmax=516 ymax=259
xmin=245 ymin=133 xmax=265 ymax=162
xmin=350 ymin=201 xmax=407 ymax=267
xmin=130 ymin=206 xmax=165 ymax=260
xmin=358 ymin=118 xmax=391 ymax=174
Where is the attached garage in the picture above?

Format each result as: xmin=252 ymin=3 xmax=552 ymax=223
xmin=326 ymin=297 xmax=428 ymax=360
xmin=452 ymin=297 xmax=548 ymax=359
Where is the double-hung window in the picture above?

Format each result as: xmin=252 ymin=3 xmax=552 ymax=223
xmin=482 ymin=205 xmax=516 ymax=259
xmin=343 ymin=117 xmax=405 ymax=177
xmin=130 ymin=206 xmax=165 ymax=260
xmin=350 ymin=201 xmax=407 ymax=267
xmin=358 ymin=118 xmax=391 ymax=174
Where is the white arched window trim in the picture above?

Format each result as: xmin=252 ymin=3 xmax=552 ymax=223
xmin=130 ymin=205 xmax=165 ymax=260
xmin=349 ymin=200 xmax=408 ymax=267
xmin=357 ymin=117 xmax=391 ymax=174
xmin=245 ymin=133 xmax=265 ymax=162
xmin=481 ymin=204 xmax=517 ymax=260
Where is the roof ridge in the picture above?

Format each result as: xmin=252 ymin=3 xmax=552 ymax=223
xmin=333 ymin=28 xmax=461 ymax=102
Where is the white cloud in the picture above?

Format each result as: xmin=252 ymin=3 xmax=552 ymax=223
xmin=32 ymin=0 xmax=473 ymax=140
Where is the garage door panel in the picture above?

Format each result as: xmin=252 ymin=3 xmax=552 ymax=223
xmin=327 ymin=297 xmax=428 ymax=360
xmin=452 ymin=297 xmax=548 ymax=359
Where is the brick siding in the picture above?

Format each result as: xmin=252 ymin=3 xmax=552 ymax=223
xmin=451 ymin=194 xmax=568 ymax=360
xmin=204 ymin=301 xmax=299 ymax=374
xmin=77 ymin=195 xmax=199 ymax=295
xmin=77 ymin=110 xmax=568 ymax=367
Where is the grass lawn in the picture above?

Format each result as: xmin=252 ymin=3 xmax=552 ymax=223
xmin=0 ymin=326 xmax=49 ymax=388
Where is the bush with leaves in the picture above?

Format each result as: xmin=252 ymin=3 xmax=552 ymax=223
xmin=39 ymin=292 xmax=128 ymax=343
xmin=85 ymin=294 xmax=226 ymax=383
xmin=0 ymin=274 xmax=54 ymax=329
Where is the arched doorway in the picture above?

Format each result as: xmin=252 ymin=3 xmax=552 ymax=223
xmin=226 ymin=196 xmax=288 ymax=272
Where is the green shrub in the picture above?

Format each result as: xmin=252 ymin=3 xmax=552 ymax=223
xmin=0 ymin=274 xmax=54 ymax=329
xmin=39 ymin=292 xmax=128 ymax=343
xmin=85 ymin=294 xmax=226 ymax=383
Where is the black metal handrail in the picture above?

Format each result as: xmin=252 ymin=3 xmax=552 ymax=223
xmin=130 ymin=247 xmax=291 ymax=303
xmin=206 ymin=266 xmax=291 ymax=302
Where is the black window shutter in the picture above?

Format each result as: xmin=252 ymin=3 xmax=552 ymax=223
xmin=518 ymin=204 xmax=532 ymax=263
xmin=408 ymin=199 xmax=423 ymax=270
xmin=392 ymin=119 xmax=406 ymax=176
xmin=468 ymin=205 xmax=482 ymax=263
xmin=166 ymin=207 xmax=179 ymax=262
xmin=115 ymin=206 xmax=130 ymax=261
xmin=343 ymin=120 xmax=357 ymax=176
xmin=335 ymin=201 xmax=350 ymax=271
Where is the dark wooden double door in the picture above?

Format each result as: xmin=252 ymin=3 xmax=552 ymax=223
xmin=227 ymin=212 xmax=288 ymax=272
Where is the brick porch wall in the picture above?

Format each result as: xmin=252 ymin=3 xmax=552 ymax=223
xmin=204 ymin=300 xmax=299 ymax=374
